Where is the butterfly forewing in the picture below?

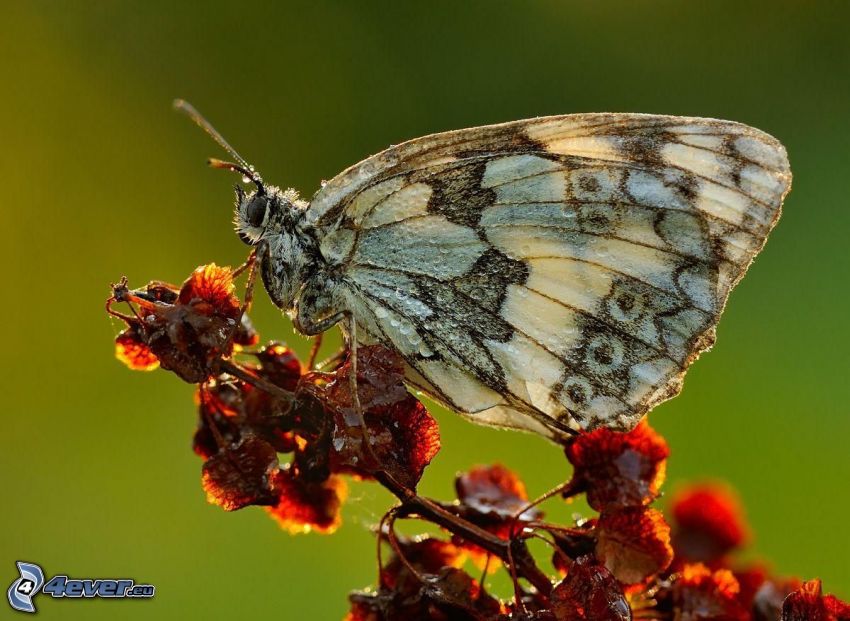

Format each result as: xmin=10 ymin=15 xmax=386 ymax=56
xmin=309 ymin=114 xmax=791 ymax=439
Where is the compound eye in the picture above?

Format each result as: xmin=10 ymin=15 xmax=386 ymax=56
xmin=246 ymin=197 xmax=267 ymax=228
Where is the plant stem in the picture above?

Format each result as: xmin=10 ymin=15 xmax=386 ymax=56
xmin=375 ymin=471 xmax=553 ymax=597
xmin=217 ymin=359 xmax=295 ymax=404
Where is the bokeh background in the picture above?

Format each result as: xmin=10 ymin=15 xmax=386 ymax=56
xmin=2 ymin=1 xmax=849 ymax=619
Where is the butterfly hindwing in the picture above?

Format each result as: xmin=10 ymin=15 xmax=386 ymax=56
xmin=309 ymin=114 xmax=791 ymax=439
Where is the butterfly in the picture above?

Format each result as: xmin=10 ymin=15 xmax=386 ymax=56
xmin=176 ymin=101 xmax=791 ymax=441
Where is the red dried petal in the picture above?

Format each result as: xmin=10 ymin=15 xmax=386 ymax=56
xmin=565 ymin=419 xmax=669 ymax=511
xmin=325 ymin=345 xmax=410 ymax=412
xmin=672 ymin=563 xmax=749 ymax=621
xmin=551 ymin=555 xmax=631 ymax=621
xmin=550 ymin=524 xmax=597 ymax=576
xmin=825 ymin=595 xmax=850 ymax=619
xmin=115 ymin=324 xmax=159 ymax=371
xmin=380 ymin=536 xmax=466 ymax=600
xmin=671 ymin=484 xmax=749 ymax=563
xmin=233 ymin=313 xmax=260 ymax=347
xmin=243 ymin=387 xmax=298 ymax=432
xmin=106 ymin=265 xmax=246 ymax=383
xmin=734 ymin=565 xmax=768 ymax=610
xmin=194 ymin=377 xmax=299 ymax=457
xmin=451 ymin=464 xmax=542 ymax=560
xmin=201 ymin=435 xmax=279 ymax=511
xmin=330 ymin=396 xmax=440 ymax=489
xmin=193 ymin=423 xmax=222 ymax=461
xmin=193 ymin=393 xmax=241 ymax=460
xmin=200 ymin=379 xmax=246 ymax=417
xmin=177 ymin=263 xmax=241 ymax=319
xmin=353 ymin=565 xmax=500 ymax=621
xmin=111 ymin=266 xmax=250 ymax=383
xmin=344 ymin=595 xmax=381 ymax=621
xmin=141 ymin=281 xmax=179 ymax=303
xmin=400 ymin=400 xmax=441 ymax=485
xmin=398 ymin=537 xmax=465 ymax=576
xmin=420 ymin=567 xmax=502 ymax=619
xmin=781 ymin=579 xmax=850 ymax=621
xmin=595 ymin=507 xmax=673 ymax=584
xmin=371 ymin=534 xmax=498 ymax=621
xmin=254 ymin=342 xmax=302 ymax=391
xmin=326 ymin=346 xmax=440 ymax=489
xmin=266 ymin=468 xmax=346 ymax=534
xmin=456 ymin=464 xmax=533 ymax=520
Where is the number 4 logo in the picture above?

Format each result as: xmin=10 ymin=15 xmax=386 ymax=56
xmin=7 ymin=562 xmax=45 ymax=614
xmin=17 ymin=580 xmax=35 ymax=595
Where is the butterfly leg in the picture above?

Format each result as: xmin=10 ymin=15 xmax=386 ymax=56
xmin=347 ymin=315 xmax=364 ymax=426
xmin=236 ymin=241 xmax=268 ymax=314
xmin=296 ymin=308 xmax=367 ymax=427
xmin=296 ymin=311 xmax=347 ymax=336
xmin=339 ymin=314 xmax=382 ymax=468
xmin=306 ymin=333 xmax=323 ymax=371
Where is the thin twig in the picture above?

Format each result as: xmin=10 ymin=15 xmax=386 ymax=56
xmin=216 ymin=359 xmax=295 ymax=404
xmin=199 ymin=385 xmax=227 ymax=450
xmin=374 ymin=471 xmax=553 ymax=597
xmin=506 ymin=533 xmax=525 ymax=613
xmin=477 ymin=553 xmax=493 ymax=601
xmin=385 ymin=509 xmax=426 ymax=584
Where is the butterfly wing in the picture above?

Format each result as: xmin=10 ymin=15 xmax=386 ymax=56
xmin=308 ymin=114 xmax=791 ymax=439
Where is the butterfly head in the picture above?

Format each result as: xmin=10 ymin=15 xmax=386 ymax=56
xmin=233 ymin=184 xmax=306 ymax=245
xmin=234 ymin=184 xmax=315 ymax=311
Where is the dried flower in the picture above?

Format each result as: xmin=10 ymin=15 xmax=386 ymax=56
xmin=669 ymin=563 xmax=749 ymax=621
xmin=671 ymin=483 xmax=749 ymax=564
xmin=107 ymin=264 xmax=850 ymax=620
xmin=114 ymin=324 xmax=159 ymax=370
xmin=781 ymin=580 xmax=850 ymax=621
xmin=201 ymin=434 xmax=280 ymax=511
xmin=266 ymin=468 xmax=346 ymax=534
xmin=324 ymin=346 xmax=440 ymax=490
xmin=595 ymin=507 xmax=673 ymax=584
xmin=565 ymin=420 xmax=669 ymax=511
xmin=110 ymin=264 xmax=244 ymax=382
xmin=455 ymin=464 xmax=542 ymax=540
xmin=550 ymin=555 xmax=630 ymax=621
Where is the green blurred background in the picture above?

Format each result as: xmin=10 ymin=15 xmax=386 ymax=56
xmin=2 ymin=1 xmax=848 ymax=618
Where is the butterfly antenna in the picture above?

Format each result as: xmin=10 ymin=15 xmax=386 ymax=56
xmin=173 ymin=99 xmax=265 ymax=193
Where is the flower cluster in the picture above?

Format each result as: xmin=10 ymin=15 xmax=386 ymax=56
xmin=107 ymin=264 xmax=849 ymax=620
xmin=108 ymin=263 xmax=440 ymax=534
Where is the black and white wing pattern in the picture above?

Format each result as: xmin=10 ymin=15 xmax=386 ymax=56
xmin=307 ymin=114 xmax=791 ymax=440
